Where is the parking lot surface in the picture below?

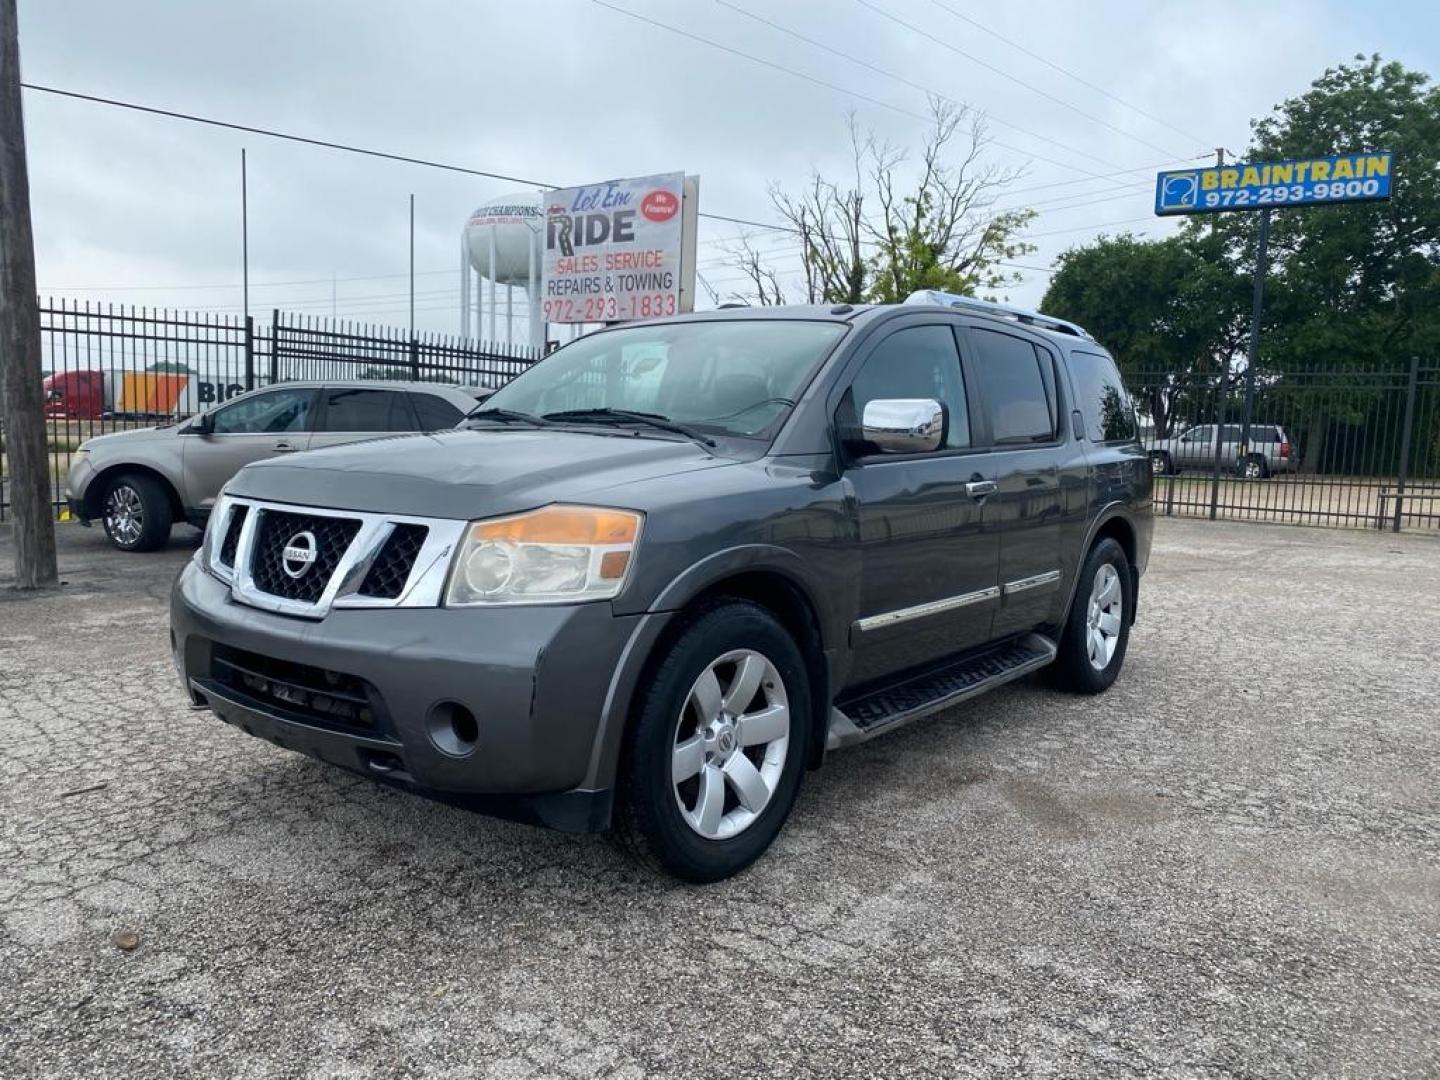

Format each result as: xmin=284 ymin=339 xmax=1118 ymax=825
xmin=2 ymin=519 xmax=1437 ymax=1079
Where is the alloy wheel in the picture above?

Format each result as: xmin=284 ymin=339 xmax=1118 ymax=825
xmin=1085 ymin=564 xmax=1123 ymax=671
xmin=105 ymin=484 xmax=144 ymax=547
xmin=671 ymin=648 xmax=790 ymax=841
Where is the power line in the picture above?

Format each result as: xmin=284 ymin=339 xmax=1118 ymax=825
xmin=852 ymin=0 xmax=1187 ymax=160
xmin=712 ymin=0 xmax=1127 ymax=172
xmin=20 ymin=84 xmax=553 ymax=189
xmin=925 ymin=0 xmax=1210 ymax=148
xmin=27 ymin=80 xmax=1178 ymax=302
xmin=25 ymin=80 xmax=1192 ymax=257
xmin=589 ymin=0 xmax=1115 ymax=178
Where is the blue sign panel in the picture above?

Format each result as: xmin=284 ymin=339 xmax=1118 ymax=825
xmin=1155 ymin=152 xmax=1393 ymax=215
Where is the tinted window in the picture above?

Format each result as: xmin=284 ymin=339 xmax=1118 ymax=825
xmin=209 ymin=388 xmax=313 ymax=435
xmin=319 ymin=388 xmax=416 ymax=433
xmin=849 ymin=325 xmax=970 ymax=449
xmin=1183 ymin=426 xmax=1212 ymax=442
xmin=971 ymin=329 xmax=1055 ymax=443
xmin=1069 ymin=350 xmax=1138 ymax=442
xmin=410 ymin=392 xmax=464 ymax=431
xmin=482 ymin=320 xmax=846 ymax=438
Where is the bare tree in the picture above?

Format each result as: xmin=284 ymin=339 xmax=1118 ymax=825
xmin=867 ymin=100 xmax=1036 ymax=302
xmin=718 ymin=100 xmax=1037 ymax=307
xmin=711 ymin=233 xmax=788 ymax=306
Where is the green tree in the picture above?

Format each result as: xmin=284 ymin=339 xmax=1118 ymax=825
xmin=1040 ymin=232 xmax=1247 ymax=436
xmin=1204 ymin=55 xmax=1440 ymax=470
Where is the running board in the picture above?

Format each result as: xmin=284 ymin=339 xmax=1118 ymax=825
xmin=827 ymin=634 xmax=1057 ymax=750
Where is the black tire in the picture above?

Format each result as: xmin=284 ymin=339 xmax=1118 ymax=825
xmin=614 ymin=600 xmax=811 ymax=883
xmin=1239 ymin=455 xmax=1269 ymax=480
xmin=1051 ymin=538 xmax=1133 ymax=694
xmin=100 ymin=473 xmax=173 ymax=552
xmin=1150 ymin=451 xmax=1173 ymax=476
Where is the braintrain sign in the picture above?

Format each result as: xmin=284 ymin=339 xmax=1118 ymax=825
xmin=1154 ymin=152 xmax=1393 ymax=215
xmin=541 ymin=172 xmax=697 ymax=324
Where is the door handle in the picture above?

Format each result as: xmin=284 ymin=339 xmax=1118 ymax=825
xmin=966 ymin=479 xmax=997 ymax=500
xmin=272 ymin=441 xmax=297 ymax=453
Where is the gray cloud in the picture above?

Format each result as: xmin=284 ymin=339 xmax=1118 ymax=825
xmin=17 ymin=0 xmax=1436 ymax=332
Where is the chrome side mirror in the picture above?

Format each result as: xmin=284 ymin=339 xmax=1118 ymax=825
xmin=861 ymin=398 xmax=945 ymax=454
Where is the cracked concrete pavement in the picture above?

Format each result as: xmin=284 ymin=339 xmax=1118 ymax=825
xmin=1 ymin=518 xmax=1437 ymax=1078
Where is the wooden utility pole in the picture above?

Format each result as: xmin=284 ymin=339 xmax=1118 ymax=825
xmin=0 ymin=0 xmax=57 ymax=588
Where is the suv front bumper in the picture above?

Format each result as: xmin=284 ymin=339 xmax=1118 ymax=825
xmin=171 ymin=560 xmax=662 ymax=832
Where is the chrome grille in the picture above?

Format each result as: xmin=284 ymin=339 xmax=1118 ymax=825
xmin=358 ymin=524 xmax=428 ymax=599
xmin=250 ymin=510 xmax=362 ymax=604
xmin=218 ymin=505 xmax=248 ymax=567
xmin=205 ymin=496 xmax=467 ymax=619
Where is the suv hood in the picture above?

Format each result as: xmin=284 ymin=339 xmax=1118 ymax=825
xmin=226 ymin=428 xmax=733 ymax=518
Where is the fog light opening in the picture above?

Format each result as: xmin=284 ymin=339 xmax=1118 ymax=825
xmin=426 ymin=701 xmax=478 ymax=757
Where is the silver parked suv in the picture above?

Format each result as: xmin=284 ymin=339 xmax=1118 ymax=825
xmin=1149 ymin=422 xmax=1295 ymax=479
xmin=66 ymin=381 xmax=486 ymax=551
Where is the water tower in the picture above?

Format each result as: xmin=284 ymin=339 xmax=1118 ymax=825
xmin=460 ymin=194 xmax=544 ymax=349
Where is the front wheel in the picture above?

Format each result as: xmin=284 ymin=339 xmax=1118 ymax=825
xmin=1051 ymin=538 xmax=1133 ymax=694
xmin=101 ymin=473 xmax=173 ymax=552
xmin=1150 ymin=451 xmax=1173 ymax=476
xmin=614 ymin=600 xmax=811 ymax=883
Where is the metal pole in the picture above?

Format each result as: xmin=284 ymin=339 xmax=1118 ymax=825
xmin=1206 ymin=144 xmax=1228 ymax=521
xmin=243 ymin=314 xmax=254 ymax=390
xmin=460 ymin=232 xmax=470 ymax=339
xmin=1392 ymin=352 xmax=1421 ymax=532
xmin=1238 ymin=206 xmax=1270 ymax=467
xmin=408 ymin=193 xmax=415 ymax=339
xmin=487 ymin=226 xmax=497 ymax=346
xmin=241 ymin=148 xmax=249 ymax=323
xmin=1209 ymin=377 xmax=1229 ymax=520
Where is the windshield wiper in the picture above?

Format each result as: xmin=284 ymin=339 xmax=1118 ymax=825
xmin=541 ymin=408 xmax=716 ymax=447
xmin=464 ymin=407 xmax=551 ymax=428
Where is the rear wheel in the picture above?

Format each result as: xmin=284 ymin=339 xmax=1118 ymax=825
xmin=1051 ymin=538 xmax=1132 ymax=694
xmin=101 ymin=473 xmax=173 ymax=552
xmin=1239 ymin=455 xmax=1268 ymax=480
xmin=614 ymin=600 xmax=810 ymax=883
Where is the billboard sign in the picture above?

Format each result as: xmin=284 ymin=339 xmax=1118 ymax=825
xmin=541 ymin=172 xmax=696 ymax=323
xmin=1154 ymin=152 xmax=1393 ymax=215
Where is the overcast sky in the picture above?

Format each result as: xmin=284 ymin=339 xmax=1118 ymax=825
xmin=15 ymin=0 xmax=1439 ymax=339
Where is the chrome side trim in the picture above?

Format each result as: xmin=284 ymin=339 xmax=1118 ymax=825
xmin=855 ymin=586 xmax=1000 ymax=633
xmin=1002 ymin=570 xmax=1061 ymax=596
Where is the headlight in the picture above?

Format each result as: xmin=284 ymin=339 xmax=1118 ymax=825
xmin=445 ymin=505 xmax=642 ymax=606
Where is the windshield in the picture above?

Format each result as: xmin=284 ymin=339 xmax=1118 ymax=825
xmin=477 ymin=320 xmax=847 ymax=438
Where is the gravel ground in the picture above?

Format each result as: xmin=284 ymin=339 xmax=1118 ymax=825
xmin=1 ymin=518 xmax=1437 ymax=1079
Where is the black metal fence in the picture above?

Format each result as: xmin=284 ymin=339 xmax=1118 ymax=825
xmin=1133 ymin=358 xmax=1440 ymax=531
xmin=4 ymin=299 xmax=1439 ymax=534
xmin=0 ymin=299 xmax=541 ymax=522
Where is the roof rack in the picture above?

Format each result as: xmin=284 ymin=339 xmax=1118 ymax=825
xmin=902 ymin=290 xmax=1092 ymax=340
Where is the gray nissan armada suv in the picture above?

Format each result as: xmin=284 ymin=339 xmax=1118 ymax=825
xmin=171 ymin=291 xmax=1152 ymax=882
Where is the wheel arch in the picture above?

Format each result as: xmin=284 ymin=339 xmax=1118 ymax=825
xmin=1062 ymin=507 xmax=1140 ymax=627
xmin=586 ymin=548 xmax=841 ymax=803
xmin=84 ymin=462 xmax=184 ymax=521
